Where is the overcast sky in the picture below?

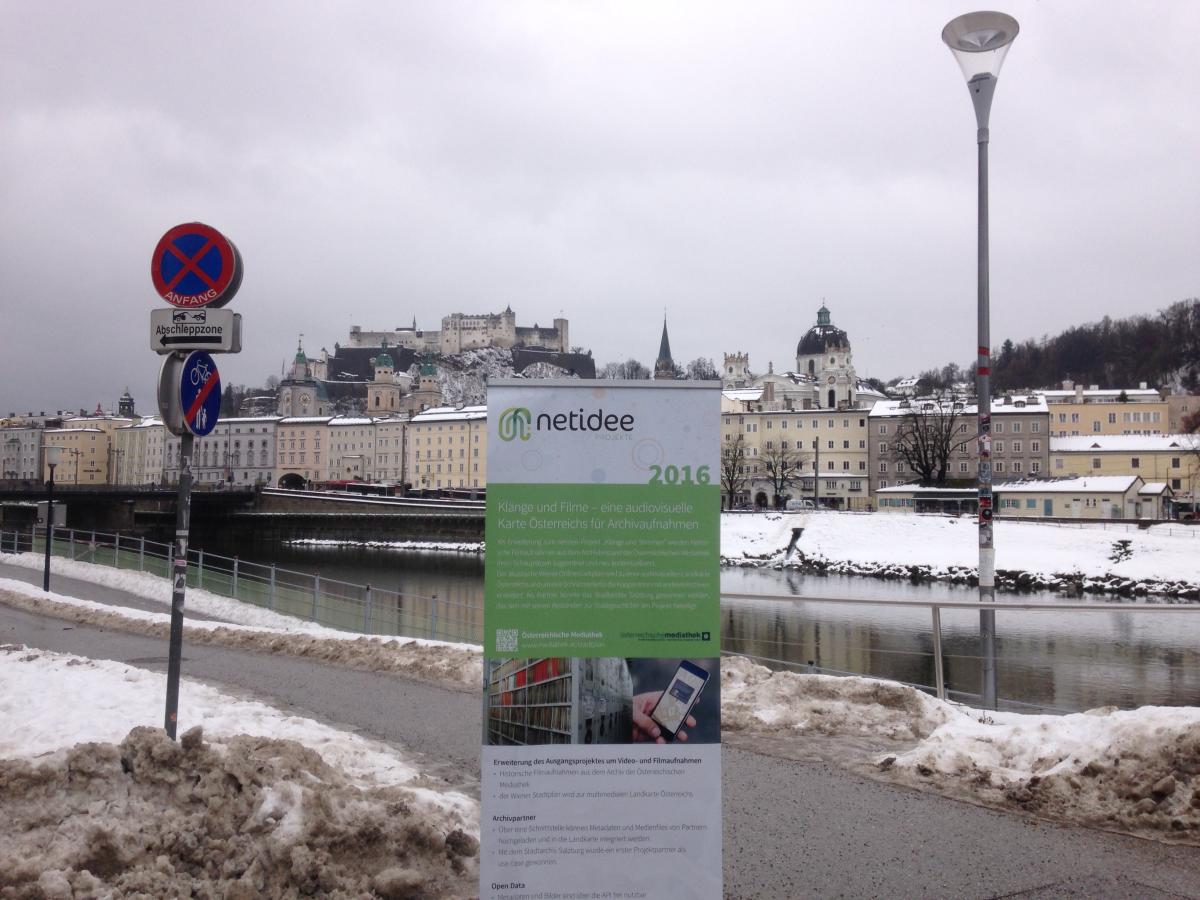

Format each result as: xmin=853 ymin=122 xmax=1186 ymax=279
xmin=2 ymin=1 xmax=1197 ymax=416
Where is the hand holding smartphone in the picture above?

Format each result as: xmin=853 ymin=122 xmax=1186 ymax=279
xmin=632 ymin=660 xmax=709 ymax=743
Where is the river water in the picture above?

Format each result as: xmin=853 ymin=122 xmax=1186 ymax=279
xmin=226 ymin=543 xmax=1200 ymax=713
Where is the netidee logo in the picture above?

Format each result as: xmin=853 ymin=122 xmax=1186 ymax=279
xmin=498 ymin=405 xmax=636 ymax=441
xmin=498 ymin=407 xmax=533 ymax=442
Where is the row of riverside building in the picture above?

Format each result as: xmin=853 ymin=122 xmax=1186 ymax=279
xmin=0 ymin=406 xmax=487 ymax=494
xmin=4 ymin=306 xmax=1198 ymax=517
xmin=4 ymin=390 xmax=1197 ymax=519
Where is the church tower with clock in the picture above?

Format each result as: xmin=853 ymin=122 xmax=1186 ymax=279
xmin=277 ymin=340 xmax=330 ymax=417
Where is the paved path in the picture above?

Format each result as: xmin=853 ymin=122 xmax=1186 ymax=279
xmin=2 ymin=575 xmax=1198 ymax=899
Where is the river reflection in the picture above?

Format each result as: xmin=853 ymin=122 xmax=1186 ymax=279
xmin=209 ymin=541 xmax=1200 ymax=712
xmin=721 ymin=568 xmax=1200 ymax=713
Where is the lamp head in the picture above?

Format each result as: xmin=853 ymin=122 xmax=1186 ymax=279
xmin=942 ymin=11 xmax=1019 ymax=82
xmin=45 ymin=446 xmax=63 ymax=468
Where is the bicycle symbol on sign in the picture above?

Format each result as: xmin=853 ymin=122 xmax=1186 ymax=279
xmin=190 ymin=360 xmax=211 ymax=386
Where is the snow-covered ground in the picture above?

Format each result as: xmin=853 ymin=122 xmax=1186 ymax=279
xmin=721 ymin=512 xmax=1200 ymax=595
xmin=1 ymin=538 xmax=1198 ymax=896
xmin=0 ymin=643 xmax=479 ymax=897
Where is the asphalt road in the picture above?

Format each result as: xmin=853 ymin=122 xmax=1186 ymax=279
xmin=2 ymin=574 xmax=1198 ymax=898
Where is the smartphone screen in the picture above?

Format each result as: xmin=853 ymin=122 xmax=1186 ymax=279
xmin=650 ymin=660 xmax=709 ymax=738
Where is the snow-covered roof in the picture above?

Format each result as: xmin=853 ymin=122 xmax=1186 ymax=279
xmin=868 ymin=395 xmax=1048 ymax=417
xmin=870 ymin=399 xmax=976 ymax=418
xmin=723 ymin=388 xmax=763 ymax=402
xmin=1140 ymin=482 xmax=1170 ymax=496
xmin=875 ymin=484 xmax=977 ymax=495
xmin=994 ymin=476 xmax=1141 ymax=494
xmin=1042 ymin=388 xmax=1162 ymax=403
xmin=1050 ymin=435 xmax=1198 ymax=453
xmin=411 ymin=405 xmax=487 ymax=423
xmin=328 ymin=417 xmax=375 ymax=426
xmin=277 ymin=416 xmax=333 ymax=425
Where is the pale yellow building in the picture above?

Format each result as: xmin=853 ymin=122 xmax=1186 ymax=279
xmin=721 ymin=407 xmax=871 ymax=509
xmin=995 ymin=475 xmax=1147 ymax=520
xmin=328 ymin=416 xmax=377 ymax=482
xmin=275 ymin=417 xmax=331 ymax=487
xmin=373 ymin=416 xmax=409 ymax=485
xmin=1050 ymin=435 xmax=1199 ymax=507
xmin=113 ymin=417 xmax=166 ymax=486
xmin=1042 ymin=384 xmax=1168 ymax=437
xmin=42 ymin=415 xmax=132 ymax=485
xmin=406 ymin=406 xmax=486 ymax=491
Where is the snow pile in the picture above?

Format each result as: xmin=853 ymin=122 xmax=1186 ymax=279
xmin=720 ymin=512 xmax=1200 ymax=598
xmin=721 ymin=658 xmax=1200 ymax=842
xmin=0 ymin=646 xmax=479 ymax=898
xmin=0 ymin=579 xmax=484 ymax=689
xmin=882 ymin=704 xmax=1200 ymax=840
xmin=721 ymin=655 xmax=955 ymax=741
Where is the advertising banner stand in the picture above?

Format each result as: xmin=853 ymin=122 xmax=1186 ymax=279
xmin=482 ymin=379 xmax=722 ymax=900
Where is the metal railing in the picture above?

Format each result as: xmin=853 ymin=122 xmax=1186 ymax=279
xmin=721 ymin=591 xmax=1200 ymax=714
xmin=4 ymin=527 xmax=1198 ymax=713
xmin=1 ymin=527 xmax=478 ymax=644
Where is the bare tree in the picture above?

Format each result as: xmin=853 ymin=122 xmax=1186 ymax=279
xmin=758 ymin=442 xmax=808 ymax=508
xmin=892 ymin=394 xmax=968 ymax=485
xmin=684 ymin=357 xmax=719 ymax=381
xmin=720 ymin=435 xmax=749 ymax=508
xmin=600 ymin=359 xmax=650 ymax=380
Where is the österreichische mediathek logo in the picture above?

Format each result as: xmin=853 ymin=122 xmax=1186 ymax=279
xmin=498 ymin=407 xmax=532 ymax=442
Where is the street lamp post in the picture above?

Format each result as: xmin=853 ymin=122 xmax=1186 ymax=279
xmin=43 ymin=446 xmax=62 ymax=591
xmin=943 ymin=11 xmax=1019 ymax=710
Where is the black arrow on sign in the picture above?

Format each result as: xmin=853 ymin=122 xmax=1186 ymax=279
xmin=160 ymin=334 xmax=222 ymax=347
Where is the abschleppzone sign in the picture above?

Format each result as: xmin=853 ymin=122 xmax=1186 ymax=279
xmin=482 ymin=379 xmax=722 ymax=899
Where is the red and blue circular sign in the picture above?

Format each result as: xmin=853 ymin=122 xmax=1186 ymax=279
xmin=179 ymin=351 xmax=222 ymax=436
xmin=151 ymin=222 xmax=243 ymax=309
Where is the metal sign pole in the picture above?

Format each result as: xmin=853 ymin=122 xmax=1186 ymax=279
xmin=164 ymin=428 xmax=193 ymax=739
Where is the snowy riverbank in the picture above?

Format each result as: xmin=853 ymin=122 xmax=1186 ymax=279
xmin=721 ymin=512 xmax=1200 ymax=599
xmin=2 ymin=566 xmax=1198 ymax=865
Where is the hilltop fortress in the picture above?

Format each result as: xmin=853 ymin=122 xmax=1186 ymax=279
xmin=347 ymin=307 xmax=569 ymax=356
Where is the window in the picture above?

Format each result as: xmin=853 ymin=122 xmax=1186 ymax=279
xmin=1031 ymin=461 xmax=1041 ymax=473
xmin=994 ymin=441 xmax=1004 ymax=453
xmin=878 ymin=425 xmax=887 ymax=435
xmin=1031 ymin=441 xmax=1040 ymax=453
xmin=1031 ymin=422 xmax=1040 ymax=433
xmin=896 ymin=462 xmax=906 ymax=473
xmin=879 ymin=462 xmax=888 ymax=473
xmin=1055 ymin=458 xmax=1064 ymax=470
xmin=879 ymin=480 xmax=888 ymax=488
xmin=842 ymin=461 xmax=850 ymax=470
xmin=1026 ymin=498 xmax=1037 ymax=508
xmin=994 ymin=461 xmax=1005 ymax=473
xmin=1092 ymin=457 xmax=1101 ymax=469
xmin=1071 ymin=413 xmax=1080 ymax=423
xmin=1011 ymin=422 xmax=1021 ymax=433
xmin=1131 ymin=457 xmax=1140 ymax=469
xmin=1092 ymin=421 xmax=1101 ymax=432
xmin=1172 ymin=457 xmax=1180 ymax=469
xmin=858 ymin=461 xmax=866 ymax=471
xmin=959 ymin=462 xmax=969 ymax=473
xmin=1012 ymin=461 xmax=1022 ymax=473
xmin=1012 ymin=441 xmax=1022 ymax=453
xmin=995 ymin=423 xmax=1004 ymax=434
xmin=1172 ymin=478 xmax=1181 ymax=489
xmin=1108 ymin=412 xmax=1117 ymax=424
xmin=879 ymin=442 xmax=888 ymax=452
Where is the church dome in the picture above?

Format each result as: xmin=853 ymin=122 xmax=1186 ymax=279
xmin=796 ymin=305 xmax=850 ymax=356
xmin=373 ymin=351 xmax=394 ymax=368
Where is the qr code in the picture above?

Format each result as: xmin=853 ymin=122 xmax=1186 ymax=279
xmin=495 ymin=628 xmax=518 ymax=652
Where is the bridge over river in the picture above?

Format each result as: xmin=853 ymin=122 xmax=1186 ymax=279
xmin=0 ymin=486 xmax=483 ymax=549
